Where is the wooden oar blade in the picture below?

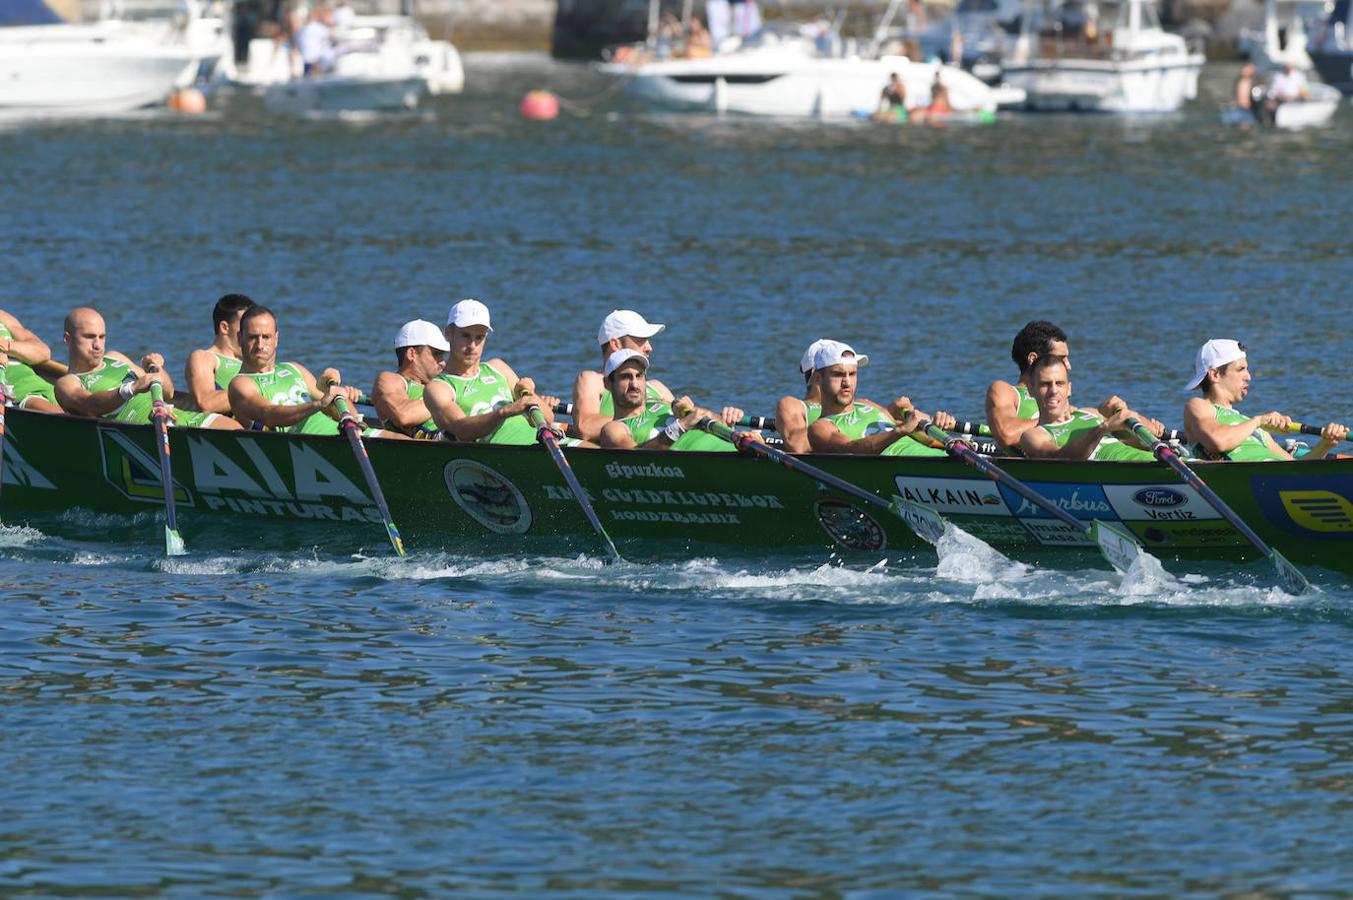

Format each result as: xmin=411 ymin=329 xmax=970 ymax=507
xmin=164 ymin=526 xmax=186 ymax=557
xmin=1090 ymin=519 xmax=1144 ymax=575
xmin=1271 ymin=549 xmax=1310 ymax=595
xmin=889 ymin=496 xmax=947 ymax=546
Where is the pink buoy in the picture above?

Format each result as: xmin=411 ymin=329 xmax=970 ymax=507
xmin=168 ymin=88 xmax=207 ymax=114
xmin=520 ymin=90 xmax=560 ymax=121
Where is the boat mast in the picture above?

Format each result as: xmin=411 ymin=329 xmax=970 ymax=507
xmin=867 ymin=0 xmax=907 ymax=57
xmin=646 ymin=0 xmax=660 ymax=49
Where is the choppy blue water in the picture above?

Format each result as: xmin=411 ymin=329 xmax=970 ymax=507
xmin=3 ymin=56 xmax=1353 ymax=894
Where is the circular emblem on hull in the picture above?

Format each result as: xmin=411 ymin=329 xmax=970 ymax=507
xmin=443 ymin=460 xmax=533 ymax=534
xmin=814 ymin=498 xmax=886 ymax=551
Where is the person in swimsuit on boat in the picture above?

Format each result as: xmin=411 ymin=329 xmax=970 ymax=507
xmin=1019 ymin=356 xmax=1158 ymax=460
xmin=183 ymin=293 xmax=255 ymax=415
xmin=1182 ymin=339 xmax=1346 ymax=461
xmin=0 ymin=308 xmax=61 ymax=413
xmin=423 ymin=299 xmax=561 ymax=444
xmin=807 ymin=340 xmax=954 ymax=455
xmin=371 ymin=319 xmax=449 ymax=439
xmin=598 ymin=350 xmax=747 ymax=451
xmin=986 ymin=320 xmax=1071 ymax=453
xmin=872 ymin=72 xmax=908 ymax=122
xmin=227 ymin=304 xmax=386 ymax=436
xmin=571 ymin=309 xmax=675 ymax=443
xmin=774 ymin=338 xmax=829 ymax=453
xmin=54 ymin=307 xmax=239 ymax=429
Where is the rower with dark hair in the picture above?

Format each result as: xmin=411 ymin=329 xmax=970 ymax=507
xmin=985 ymin=319 xmax=1071 ymax=452
xmin=571 ymin=309 xmax=676 ymax=443
xmin=1019 ymin=355 xmax=1157 ymax=460
xmin=371 ymin=319 xmax=449 ymax=439
xmin=597 ymin=350 xmax=743 ymax=451
xmin=184 ymin=292 xmax=256 ymax=415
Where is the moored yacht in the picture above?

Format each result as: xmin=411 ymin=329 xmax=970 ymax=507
xmin=1307 ymin=0 xmax=1353 ymax=91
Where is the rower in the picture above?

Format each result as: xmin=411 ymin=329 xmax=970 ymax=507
xmin=183 ymin=293 xmax=255 ymax=415
xmin=806 ymin=340 xmax=954 ymax=455
xmin=774 ymin=339 xmax=827 ymax=453
xmin=598 ymin=350 xmax=745 ymax=451
xmin=0 ymin=308 xmax=61 ymax=413
xmin=423 ymin=299 xmax=560 ymax=444
xmin=371 ymin=319 xmax=449 ymax=439
xmin=1019 ymin=355 xmax=1157 ymax=460
xmin=227 ymin=305 xmax=389 ymax=436
xmin=1183 ymin=338 xmax=1346 ymax=461
xmin=986 ymin=320 xmax=1071 ymax=452
xmin=54 ymin=307 xmax=239 ymax=429
xmin=571 ymin=309 xmax=674 ymax=443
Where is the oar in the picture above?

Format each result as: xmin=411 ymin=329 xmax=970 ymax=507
xmin=1125 ymin=416 xmax=1308 ymax=594
xmin=921 ymin=424 xmax=1151 ymax=575
xmin=1269 ymin=422 xmax=1346 ymax=439
xmin=333 ymin=396 xmax=405 ymax=557
xmin=524 ymin=404 xmax=622 ymax=565
xmin=148 ymin=379 xmax=187 ymax=556
xmin=0 ymin=381 xmax=9 ymax=523
xmin=696 ymin=417 xmax=953 ymax=548
xmin=551 ymin=401 xmax=774 ymax=431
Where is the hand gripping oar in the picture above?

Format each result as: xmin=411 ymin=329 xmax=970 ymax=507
xmin=524 ymin=404 xmax=622 ymax=565
xmin=921 ymin=424 xmax=1150 ymax=575
xmin=696 ymin=417 xmax=952 ymax=547
xmin=333 ymin=396 xmax=405 ymax=557
xmin=1124 ymin=417 xmax=1308 ymax=594
xmin=148 ymin=380 xmax=187 ymax=556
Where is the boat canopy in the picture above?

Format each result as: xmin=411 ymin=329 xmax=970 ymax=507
xmin=0 ymin=0 xmax=63 ymax=25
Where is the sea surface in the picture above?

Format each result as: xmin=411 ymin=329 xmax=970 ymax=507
xmin=2 ymin=56 xmax=1353 ymax=894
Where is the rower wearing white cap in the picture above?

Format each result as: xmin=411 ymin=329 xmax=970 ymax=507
xmin=423 ymin=298 xmax=560 ymax=444
xmin=598 ymin=350 xmax=746 ymax=451
xmin=371 ymin=319 xmax=450 ymax=439
xmin=1183 ymin=339 xmax=1346 ymax=461
xmin=807 ymin=341 xmax=954 ymax=455
xmin=571 ymin=309 xmax=675 ymax=443
xmin=773 ymin=339 xmax=829 ymax=454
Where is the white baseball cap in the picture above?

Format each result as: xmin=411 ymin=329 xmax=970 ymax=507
xmin=799 ymin=338 xmax=830 ymax=374
xmin=1185 ymin=339 xmax=1245 ymax=390
xmin=393 ymin=319 xmax=450 ymax=352
xmin=448 ymin=298 xmax=492 ymax=332
xmin=603 ymin=349 xmax=650 ymax=379
xmin=813 ymin=340 xmax=869 ymax=372
xmin=598 ymin=309 xmax=665 ymax=345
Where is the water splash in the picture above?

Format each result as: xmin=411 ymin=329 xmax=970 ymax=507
xmin=933 ymin=523 xmax=1025 ymax=584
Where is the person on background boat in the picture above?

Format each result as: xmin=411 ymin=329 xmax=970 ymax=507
xmin=910 ymin=72 xmax=954 ymax=124
xmin=1233 ymin=62 xmax=1257 ymax=111
xmin=54 ymin=308 xmax=237 ymax=429
xmin=1183 ymin=339 xmax=1346 ymax=461
xmin=295 ymin=3 xmax=335 ymax=76
xmin=1019 ymin=355 xmax=1157 ymax=460
xmin=685 ymin=17 xmax=713 ymax=58
xmin=872 ymin=72 xmax=908 ymax=122
xmin=423 ymin=299 xmax=560 ymax=444
xmin=371 ymin=319 xmax=449 ymax=440
xmin=774 ymin=339 xmax=829 ymax=454
xmin=571 ymin=309 xmax=675 ymax=443
xmin=598 ymin=350 xmax=746 ymax=451
xmin=183 ymin=293 xmax=255 ymax=415
xmin=1269 ymin=63 xmax=1310 ymax=102
xmin=228 ymin=305 xmax=386 ymax=436
xmin=0 ymin=309 xmax=61 ymax=413
xmin=807 ymin=341 xmax=954 ymax=455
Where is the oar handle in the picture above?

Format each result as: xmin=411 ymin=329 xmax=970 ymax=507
xmin=332 ymin=395 xmax=362 ymax=429
xmin=146 ymin=369 xmax=171 ymax=418
xmin=1272 ymin=422 xmax=1334 ymax=438
xmin=551 ymin=401 xmax=774 ymax=431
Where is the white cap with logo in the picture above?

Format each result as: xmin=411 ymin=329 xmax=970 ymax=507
xmin=598 ymin=309 xmax=665 ymax=345
xmin=799 ymin=338 xmax=830 ymax=374
xmin=1185 ymin=339 xmax=1245 ymax=390
xmin=448 ymin=298 xmax=492 ymax=332
xmin=394 ymin=319 xmax=451 ymax=352
xmin=603 ymin=349 xmax=650 ymax=379
xmin=812 ymin=340 xmax=869 ymax=372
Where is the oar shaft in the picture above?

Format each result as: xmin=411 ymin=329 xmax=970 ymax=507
xmin=524 ymin=405 xmax=622 ymax=564
xmin=148 ymin=382 xmax=180 ymax=538
xmin=551 ymin=402 xmax=775 ymax=431
xmin=334 ymin=397 xmax=405 ymax=557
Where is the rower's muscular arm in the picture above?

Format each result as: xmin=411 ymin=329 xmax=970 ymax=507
xmin=775 ymin=396 xmax=810 ymax=453
xmin=229 ymin=371 xmax=336 ymax=429
xmin=808 ymin=418 xmax=911 ymax=455
xmin=986 ymin=380 xmax=1035 ymax=449
xmin=0 ymin=311 xmax=51 ymax=368
xmin=1183 ymin=397 xmax=1292 ymax=459
xmin=185 ymin=348 xmax=232 ymax=414
xmin=1021 ymin=417 xmax=1110 ymax=460
xmin=54 ymin=357 xmax=165 ymax=418
xmin=571 ymin=369 xmax=609 ymax=443
xmin=372 ymin=370 xmax=432 ymax=430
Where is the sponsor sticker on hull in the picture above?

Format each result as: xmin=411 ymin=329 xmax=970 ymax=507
xmin=1252 ymin=473 xmax=1353 ymax=538
xmin=999 ymin=482 xmax=1113 ymax=521
xmin=1102 ymin=484 xmax=1221 ymax=522
xmin=893 ymin=476 xmax=1011 ymax=516
xmin=444 ymin=460 xmax=533 ymax=535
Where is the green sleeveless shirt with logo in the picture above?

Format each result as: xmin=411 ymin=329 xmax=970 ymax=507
xmin=74 ymin=357 xmax=215 ymax=428
xmin=213 ymin=351 xmax=243 ymax=391
xmin=1013 ymin=385 xmax=1039 ymax=420
xmin=432 ymin=361 xmax=536 ymax=445
xmin=616 ymin=400 xmax=735 ymax=452
xmin=821 ymin=403 xmax=945 ymax=457
xmin=233 ymin=362 xmax=340 ymax=435
xmin=1037 ymin=409 xmax=1154 ymax=461
xmin=1194 ymin=404 xmax=1285 ymax=461
xmin=0 ymin=320 xmax=56 ymax=407
xmin=384 ymin=376 xmax=440 ymax=439
xmin=799 ymin=399 xmax=822 ymax=426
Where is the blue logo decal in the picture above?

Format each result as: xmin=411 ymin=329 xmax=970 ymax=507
xmin=1252 ymin=473 xmax=1353 ymax=539
xmin=1133 ymin=487 xmax=1186 ymax=508
xmin=998 ymin=482 xmax=1114 ymax=521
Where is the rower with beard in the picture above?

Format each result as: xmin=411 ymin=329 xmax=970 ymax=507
xmin=371 ymin=319 xmax=449 ymax=439
xmin=598 ymin=350 xmax=747 ymax=451
xmin=1019 ymin=355 xmax=1158 ymax=460
xmin=0 ymin=308 xmax=60 ymax=412
xmin=228 ymin=305 xmax=387 ymax=436
xmin=423 ymin=299 xmax=562 ymax=444
xmin=55 ymin=307 xmax=240 ymax=429
xmin=571 ymin=309 xmax=675 ymax=443
xmin=184 ymin=293 xmax=255 ymax=415
xmin=986 ymin=319 xmax=1071 ymax=452
xmin=1183 ymin=339 xmax=1346 ymax=460
xmin=806 ymin=341 xmax=954 ymax=455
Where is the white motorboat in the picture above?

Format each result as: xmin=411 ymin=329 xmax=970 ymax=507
xmin=0 ymin=18 xmax=198 ymax=117
xmin=1237 ymin=0 xmax=1321 ymax=71
xmin=1001 ymin=0 xmax=1204 ymax=113
xmin=1221 ymin=80 xmax=1341 ymax=127
xmin=599 ymin=23 xmax=1022 ymax=118
xmin=261 ymin=72 xmax=426 ymax=115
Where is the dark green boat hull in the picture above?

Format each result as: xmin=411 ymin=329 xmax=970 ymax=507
xmin=7 ymin=409 xmax=1353 ymax=572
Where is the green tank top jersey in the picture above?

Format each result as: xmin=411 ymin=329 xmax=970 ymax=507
xmin=385 ymin=376 xmax=440 ymax=439
xmin=0 ymin=320 xmax=56 ymax=407
xmin=801 ymin=399 xmax=822 ymax=426
xmin=1197 ymin=404 xmax=1285 ymax=462
xmin=599 ymin=382 xmax=664 ymax=418
xmin=822 ymin=403 xmax=946 ymax=457
xmin=617 ymin=400 xmax=735 ymax=452
xmin=74 ymin=357 xmax=153 ymax=423
xmin=213 ymin=351 xmax=243 ymax=391
xmin=433 ymin=362 xmax=535 ymax=445
xmin=234 ymin=362 xmax=339 ymax=435
xmin=1014 ymin=385 xmax=1039 ymax=420
xmin=1038 ymin=409 xmax=1154 ymax=462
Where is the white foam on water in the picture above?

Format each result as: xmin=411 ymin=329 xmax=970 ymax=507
xmin=933 ymin=523 xmax=1027 ymax=585
xmin=0 ymin=523 xmax=46 ymax=547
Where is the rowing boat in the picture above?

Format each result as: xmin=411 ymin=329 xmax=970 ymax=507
xmin=7 ymin=408 xmax=1353 ymax=571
